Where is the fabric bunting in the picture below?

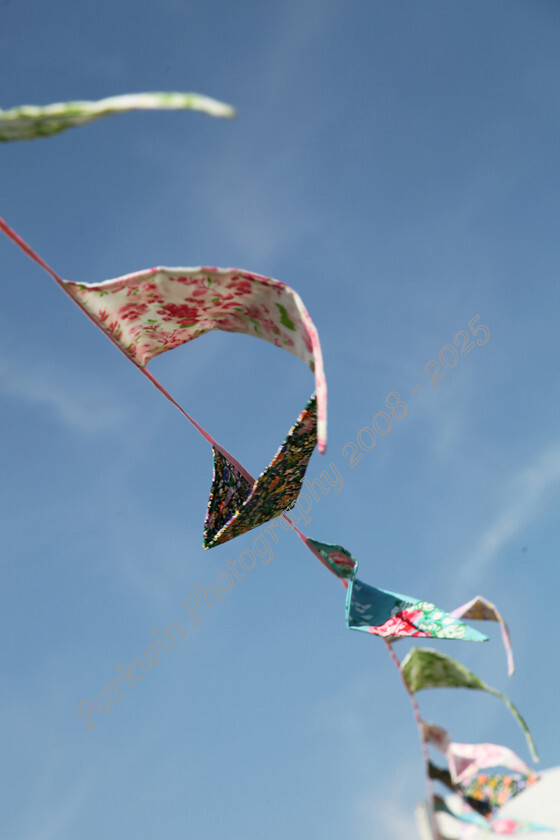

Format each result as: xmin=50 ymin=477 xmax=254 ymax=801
xmin=423 ymin=723 xmax=536 ymax=786
xmin=304 ymin=539 xmax=358 ymax=581
xmin=448 ymin=743 xmax=536 ymax=788
xmin=434 ymin=795 xmax=553 ymax=834
xmin=434 ymin=794 xmax=490 ymax=830
xmin=423 ymin=721 xmax=451 ymax=752
xmin=424 ymin=723 xmax=539 ymax=816
xmin=461 ymin=771 xmax=538 ymax=812
xmin=0 ymin=218 xmax=327 ymax=557
xmin=63 ymin=265 xmax=327 ymax=452
xmin=429 ymin=763 xmax=536 ymax=816
xmin=0 ymin=212 xmax=546 ymax=834
xmin=0 ymin=91 xmax=235 ymax=142
xmin=402 ymin=648 xmax=538 ymax=762
xmin=345 ymin=578 xmax=488 ymax=642
xmin=451 ymin=595 xmax=514 ymax=675
xmin=204 ymin=396 xmax=317 ymax=548
xmin=428 ymin=761 xmax=457 ymax=793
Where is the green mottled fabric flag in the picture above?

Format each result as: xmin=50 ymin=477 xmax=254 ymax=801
xmin=0 ymin=92 xmax=235 ymax=141
xmin=402 ymin=648 xmax=538 ymax=762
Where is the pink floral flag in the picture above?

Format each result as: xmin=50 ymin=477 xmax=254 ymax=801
xmin=64 ymin=266 xmax=327 ymax=453
xmin=423 ymin=722 xmax=539 ymax=810
xmin=448 ymin=742 xmax=537 ymax=787
xmin=450 ymin=595 xmax=514 ymax=675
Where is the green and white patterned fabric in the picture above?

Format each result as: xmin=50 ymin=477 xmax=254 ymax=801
xmin=0 ymin=92 xmax=235 ymax=141
xmin=402 ymin=648 xmax=538 ymax=761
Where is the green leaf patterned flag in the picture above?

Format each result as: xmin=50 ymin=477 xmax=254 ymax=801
xmin=402 ymin=648 xmax=538 ymax=762
xmin=0 ymin=91 xmax=235 ymax=142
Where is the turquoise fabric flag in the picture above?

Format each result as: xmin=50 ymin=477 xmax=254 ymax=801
xmin=345 ymin=578 xmax=488 ymax=641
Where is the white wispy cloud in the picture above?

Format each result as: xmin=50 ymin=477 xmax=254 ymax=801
xmin=133 ymin=1 xmax=339 ymax=268
xmin=0 ymin=359 xmax=127 ymax=434
xmin=461 ymin=440 xmax=560 ymax=583
xmin=24 ymin=777 xmax=93 ymax=840
xmin=353 ymin=765 xmax=421 ymax=840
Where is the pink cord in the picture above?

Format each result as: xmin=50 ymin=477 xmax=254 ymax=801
xmin=384 ymin=640 xmax=440 ymax=840
xmin=0 ymin=216 xmax=326 ymax=550
xmin=3 ymin=213 xmax=446 ymax=834
xmin=0 ymin=216 xmax=255 ymax=478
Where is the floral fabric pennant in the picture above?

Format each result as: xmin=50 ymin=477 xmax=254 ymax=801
xmin=425 ymin=724 xmax=539 ymax=816
xmin=451 ymin=595 xmax=514 ymax=675
xmin=64 ymin=266 xmax=327 ymax=452
xmin=423 ymin=723 xmax=536 ymax=787
xmin=461 ymin=771 xmax=539 ymax=813
xmin=449 ymin=743 xmax=536 ymax=788
xmin=0 ymin=216 xmax=547 ymax=836
xmin=304 ymin=539 xmax=358 ymax=580
xmin=204 ymin=396 xmax=317 ymax=548
xmin=0 ymin=91 xmax=235 ymax=142
xmin=345 ymin=579 xmax=488 ymax=641
xmin=203 ymin=450 xmax=253 ymax=544
xmin=402 ymin=648 xmax=538 ymax=762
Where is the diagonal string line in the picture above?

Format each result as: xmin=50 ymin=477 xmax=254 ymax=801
xmin=0 ymin=216 xmax=312 ymax=549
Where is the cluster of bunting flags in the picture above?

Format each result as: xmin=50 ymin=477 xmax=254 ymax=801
xmin=1 ymin=92 xmax=554 ymax=838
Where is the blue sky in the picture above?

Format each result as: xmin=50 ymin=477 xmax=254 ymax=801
xmin=1 ymin=1 xmax=559 ymax=838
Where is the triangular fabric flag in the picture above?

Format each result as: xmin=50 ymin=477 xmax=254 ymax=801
xmin=422 ymin=721 xmax=451 ymax=752
xmin=345 ymin=579 xmax=488 ymax=641
xmin=451 ymin=595 xmax=514 ymax=675
xmin=204 ymin=450 xmax=253 ymax=543
xmin=401 ymin=648 xmax=538 ymax=762
xmin=424 ymin=723 xmax=539 ymax=815
xmin=423 ymin=723 xmax=536 ymax=787
xmin=461 ymin=771 xmax=539 ymax=813
xmin=63 ymin=266 xmax=327 ymax=452
xmin=204 ymin=396 xmax=317 ymax=548
xmin=304 ymin=539 xmax=358 ymax=580
xmin=0 ymin=91 xmax=235 ymax=141
xmin=428 ymin=761 xmax=457 ymax=793
xmin=448 ymin=743 xmax=537 ymax=788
